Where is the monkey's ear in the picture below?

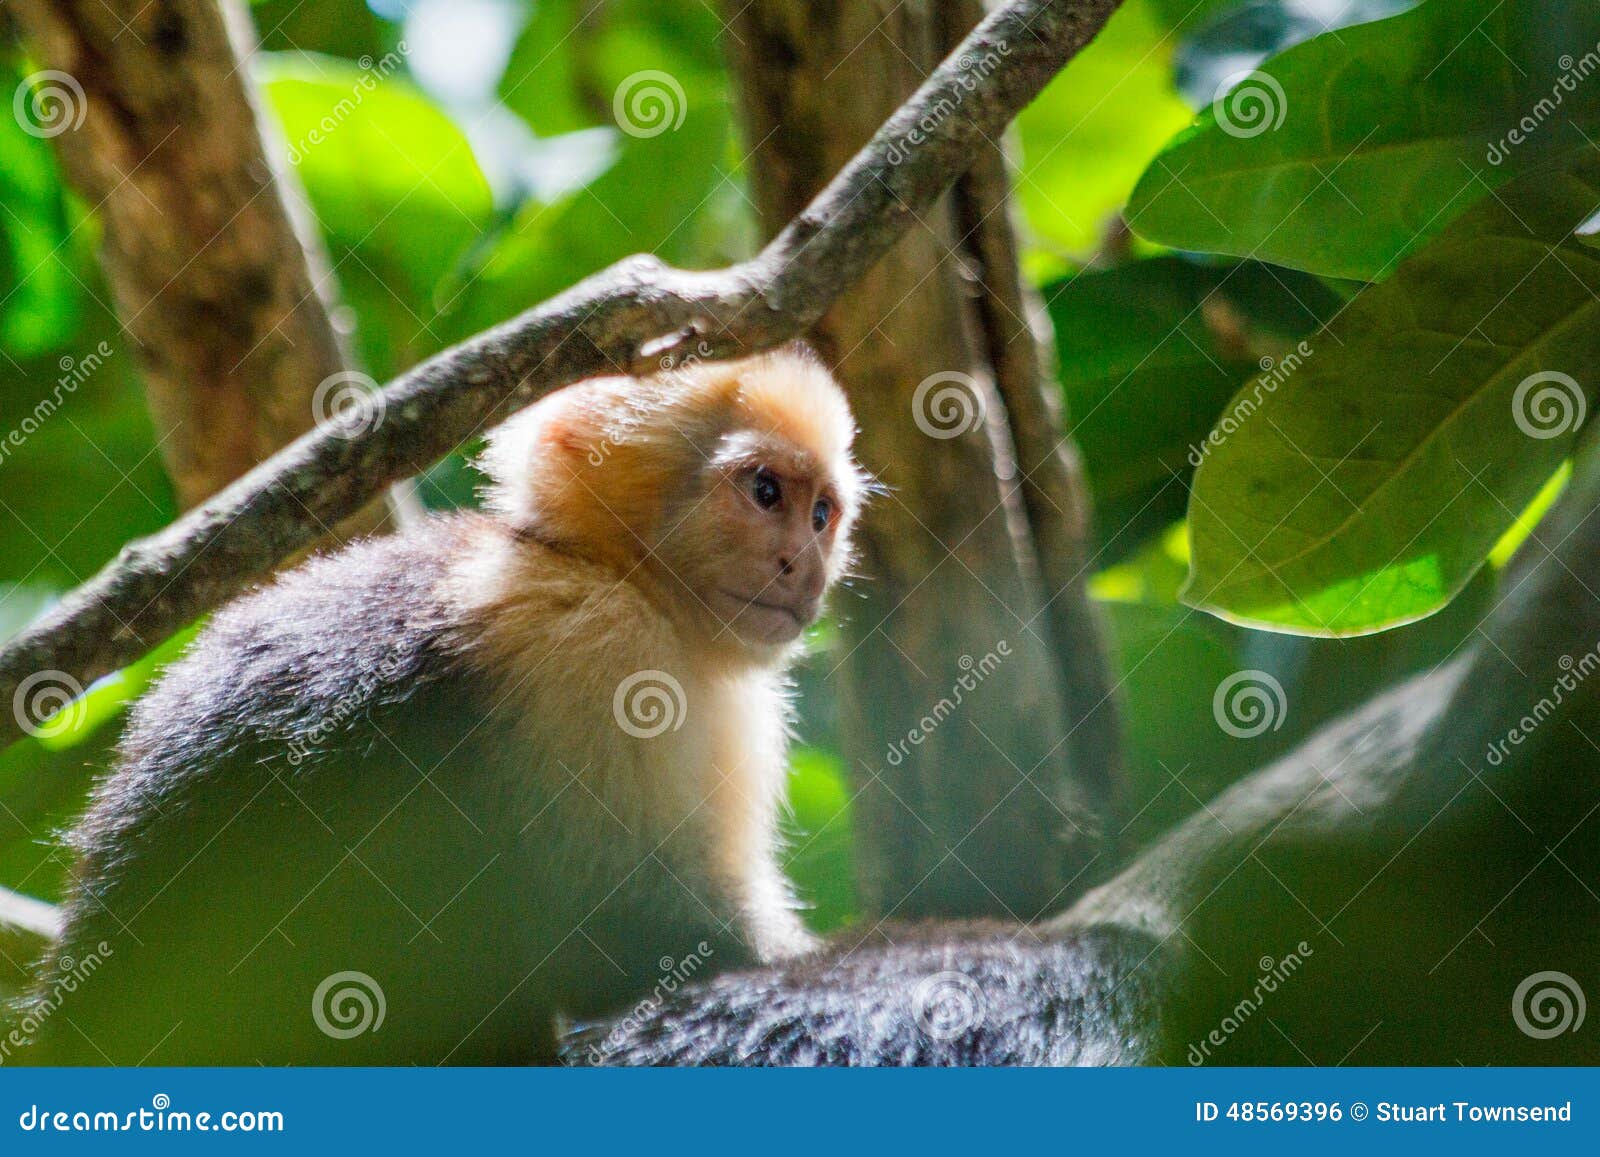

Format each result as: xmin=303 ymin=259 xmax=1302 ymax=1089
xmin=478 ymin=388 xmax=599 ymax=521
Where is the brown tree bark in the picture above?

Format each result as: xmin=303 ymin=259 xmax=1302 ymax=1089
xmin=7 ymin=0 xmax=391 ymax=528
xmin=723 ymin=0 xmax=1119 ymax=920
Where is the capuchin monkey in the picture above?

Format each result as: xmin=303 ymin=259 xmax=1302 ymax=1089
xmin=14 ymin=347 xmax=866 ymax=1065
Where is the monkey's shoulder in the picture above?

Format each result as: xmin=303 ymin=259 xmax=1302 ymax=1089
xmin=112 ymin=518 xmax=494 ymax=776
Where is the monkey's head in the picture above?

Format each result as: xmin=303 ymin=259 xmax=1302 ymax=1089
xmin=482 ymin=346 xmax=868 ymax=655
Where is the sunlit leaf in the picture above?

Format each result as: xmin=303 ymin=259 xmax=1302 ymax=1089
xmin=1184 ymin=149 xmax=1600 ymax=635
xmin=1129 ymin=0 xmax=1600 ymax=279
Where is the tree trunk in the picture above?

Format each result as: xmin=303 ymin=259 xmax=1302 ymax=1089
xmin=722 ymin=0 xmax=1119 ymax=919
xmin=7 ymin=0 xmax=392 ymax=532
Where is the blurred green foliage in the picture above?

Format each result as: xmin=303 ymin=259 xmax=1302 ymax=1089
xmin=1 ymin=0 xmax=1595 ymax=947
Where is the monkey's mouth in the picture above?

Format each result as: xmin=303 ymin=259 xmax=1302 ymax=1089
xmin=717 ymin=589 xmax=814 ymax=641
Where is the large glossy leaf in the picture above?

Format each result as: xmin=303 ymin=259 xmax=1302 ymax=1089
xmin=1047 ymin=258 xmax=1339 ymax=557
xmin=1129 ymin=0 xmax=1600 ymax=279
xmin=1184 ymin=150 xmax=1600 ymax=635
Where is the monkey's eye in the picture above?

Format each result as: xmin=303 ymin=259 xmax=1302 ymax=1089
xmin=752 ymin=467 xmax=783 ymax=510
xmin=812 ymin=499 xmax=833 ymax=533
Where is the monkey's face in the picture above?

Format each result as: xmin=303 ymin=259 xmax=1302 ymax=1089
xmin=662 ymin=437 xmax=852 ymax=650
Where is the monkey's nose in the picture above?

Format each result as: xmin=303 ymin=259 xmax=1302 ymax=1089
xmin=778 ymin=556 xmax=794 ymax=576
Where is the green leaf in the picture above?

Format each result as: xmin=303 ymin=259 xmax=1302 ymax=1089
xmin=1128 ymin=0 xmax=1600 ymax=279
xmin=1184 ymin=149 xmax=1600 ymax=636
xmin=250 ymin=0 xmax=390 ymax=63
xmin=0 ymin=60 xmax=83 ymax=358
xmin=1047 ymin=257 xmax=1339 ymax=557
xmin=0 ymin=626 xmax=197 ymax=904
xmin=498 ymin=0 xmax=726 ymax=138
xmin=257 ymin=53 xmax=494 ymax=374
xmin=1172 ymin=0 xmax=1415 ymax=108
xmin=1015 ymin=0 xmax=1194 ymax=271
xmin=0 ymin=337 xmax=176 ymax=593
xmin=782 ymin=747 xmax=857 ymax=934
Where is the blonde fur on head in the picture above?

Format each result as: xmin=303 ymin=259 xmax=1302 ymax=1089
xmin=480 ymin=346 xmax=863 ymax=561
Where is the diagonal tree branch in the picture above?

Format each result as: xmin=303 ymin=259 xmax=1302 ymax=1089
xmin=0 ymin=0 xmax=1123 ymax=748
